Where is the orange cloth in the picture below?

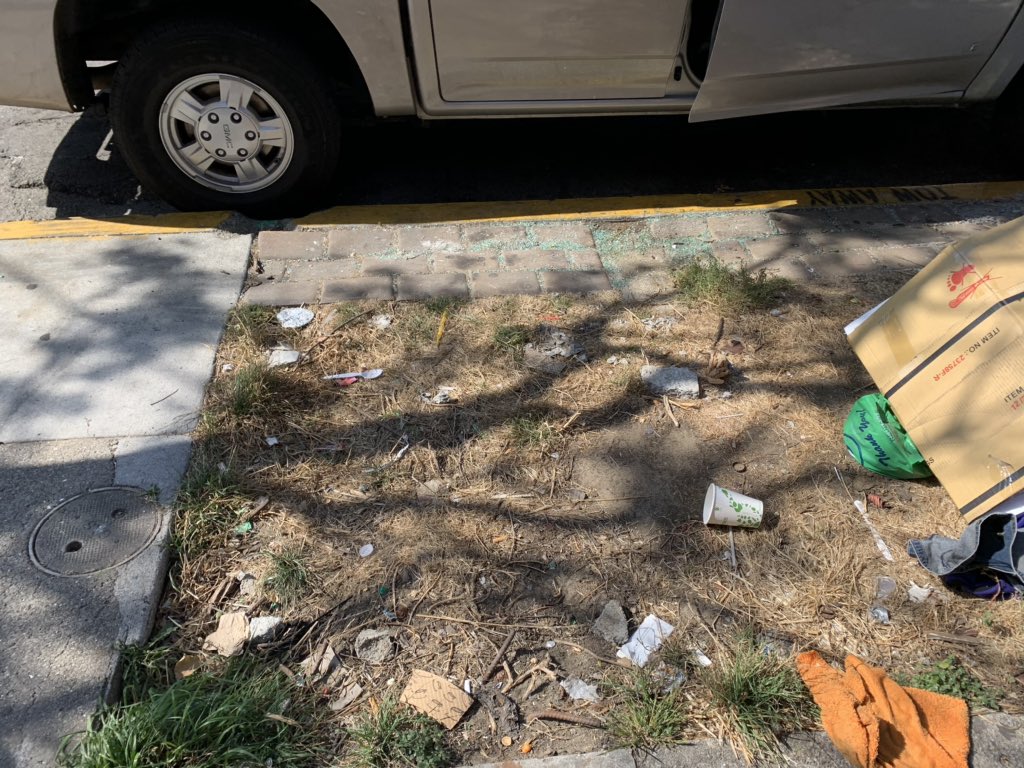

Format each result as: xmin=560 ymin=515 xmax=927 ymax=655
xmin=797 ymin=651 xmax=969 ymax=768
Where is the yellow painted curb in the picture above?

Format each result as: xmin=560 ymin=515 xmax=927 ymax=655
xmin=3 ymin=180 xmax=1023 ymax=240
xmin=0 ymin=211 xmax=231 ymax=241
xmin=296 ymin=180 xmax=1024 ymax=228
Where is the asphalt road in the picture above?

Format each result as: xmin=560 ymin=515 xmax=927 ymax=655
xmin=0 ymin=101 xmax=1018 ymax=222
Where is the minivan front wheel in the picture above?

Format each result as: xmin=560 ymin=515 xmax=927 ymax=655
xmin=111 ymin=20 xmax=342 ymax=215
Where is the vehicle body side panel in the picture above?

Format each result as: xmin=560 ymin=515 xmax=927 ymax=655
xmin=313 ymin=0 xmax=415 ymax=116
xmin=0 ymin=1 xmax=71 ymax=110
xmin=690 ymin=0 xmax=1022 ymax=122
xmin=426 ymin=0 xmax=688 ymax=101
xmin=965 ymin=6 xmax=1024 ymax=101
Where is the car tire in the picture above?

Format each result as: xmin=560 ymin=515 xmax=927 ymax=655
xmin=110 ymin=19 xmax=343 ymax=216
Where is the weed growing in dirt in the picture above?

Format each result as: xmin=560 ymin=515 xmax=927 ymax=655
xmin=266 ymin=551 xmax=310 ymax=607
xmin=173 ymin=449 xmax=243 ymax=558
xmin=674 ymin=255 xmax=789 ymax=311
xmin=493 ymin=324 xmax=530 ymax=350
xmin=62 ymin=661 xmax=326 ymax=768
xmin=426 ymin=296 xmax=464 ymax=315
xmin=902 ymin=656 xmax=1001 ymax=711
xmin=349 ymin=695 xmax=453 ymax=768
xmin=226 ymin=364 xmax=272 ymax=417
xmin=704 ymin=632 xmax=817 ymax=762
xmin=227 ymin=304 xmax=274 ymax=346
xmin=118 ymin=630 xmax=176 ymax=706
xmin=509 ymin=414 xmax=555 ymax=448
xmin=604 ymin=669 xmax=688 ymax=751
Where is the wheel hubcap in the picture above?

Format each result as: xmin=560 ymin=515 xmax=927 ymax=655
xmin=158 ymin=74 xmax=295 ymax=194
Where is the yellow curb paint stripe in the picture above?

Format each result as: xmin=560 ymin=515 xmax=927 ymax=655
xmin=0 ymin=211 xmax=231 ymax=241
xmin=296 ymin=180 xmax=1024 ymax=228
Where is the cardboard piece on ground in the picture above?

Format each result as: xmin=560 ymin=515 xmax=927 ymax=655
xmin=847 ymin=217 xmax=1024 ymax=522
xmin=202 ymin=612 xmax=248 ymax=657
xmin=400 ymin=670 xmax=474 ymax=729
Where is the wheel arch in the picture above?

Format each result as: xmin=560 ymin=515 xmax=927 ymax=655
xmin=53 ymin=0 xmax=411 ymax=115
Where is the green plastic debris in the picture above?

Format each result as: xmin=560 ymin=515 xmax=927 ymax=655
xmin=234 ymin=521 xmax=254 ymax=535
xmin=843 ymin=394 xmax=932 ymax=480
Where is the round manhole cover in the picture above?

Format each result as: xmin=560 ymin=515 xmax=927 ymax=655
xmin=29 ymin=487 xmax=163 ymax=577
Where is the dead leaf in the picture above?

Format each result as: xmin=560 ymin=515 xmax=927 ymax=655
xmin=174 ymin=655 xmax=203 ymax=680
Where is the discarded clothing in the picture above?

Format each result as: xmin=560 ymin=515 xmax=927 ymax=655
xmin=908 ymin=501 xmax=1024 ymax=599
xmin=797 ymin=651 xmax=969 ymax=768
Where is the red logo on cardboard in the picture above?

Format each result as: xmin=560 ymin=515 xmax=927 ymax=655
xmin=947 ymin=263 xmax=996 ymax=308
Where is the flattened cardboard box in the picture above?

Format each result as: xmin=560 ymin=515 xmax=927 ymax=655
xmin=848 ymin=216 xmax=1024 ymax=523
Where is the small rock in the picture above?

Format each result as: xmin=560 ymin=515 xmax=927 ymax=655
xmin=770 ymin=309 xmax=784 ymax=317
xmin=248 ymin=616 xmax=282 ymax=644
xmin=592 ymin=600 xmax=629 ymax=645
xmin=265 ymin=436 xmax=279 ymax=447
xmin=237 ymin=572 xmax=257 ymax=597
xmin=329 ymin=681 xmax=363 ymax=712
xmin=267 ymin=347 xmax=301 ymax=367
xmin=561 ymin=677 xmax=601 ymax=702
xmin=359 ymin=543 xmax=375 ymax=558
xmin=640 ymin=365 xmax=700 ymax=399
xmin=355 ymin=628 xmax=394 ymax=664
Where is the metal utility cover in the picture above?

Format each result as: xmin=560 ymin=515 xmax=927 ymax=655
xmin=29 ymin=487 xmax=163 ymax=577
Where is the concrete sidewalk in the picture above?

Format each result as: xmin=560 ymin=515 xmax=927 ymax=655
xmin=0 ymin=232 xmax=249 ymax=766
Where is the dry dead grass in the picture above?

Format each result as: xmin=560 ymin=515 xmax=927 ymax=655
xmin=164 ymin=278 xmax=1022 ymax=762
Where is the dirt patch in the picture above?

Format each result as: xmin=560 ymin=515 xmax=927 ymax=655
xmin=162 ymin=280 xmax=1023 ymax=763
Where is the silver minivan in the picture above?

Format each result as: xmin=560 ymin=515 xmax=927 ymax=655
xmin=6 ymin=1 xmax=1024 ymax=214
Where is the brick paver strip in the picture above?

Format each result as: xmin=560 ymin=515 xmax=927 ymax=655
xmin=471 ymin=271 xmax=543 ymax=298
xmin=257 ymin=230 xmax=325 ymax=260
xmin=742 ymin=240 xmax=811 ymax=281
xmin=504 ymin=248 xmax=571 ymax=271
xmin=801 ymin=248 xmax=878 ymax=281
xmin=648 ymin=214 xmax=708 ymax=240
xmin=434 ymin=251 xmax=502 ymax=273
xmin=396 ymin=225 xmax=461 ymax=254
xmin=322 ymin=276 xmax=395 ymax=302
xmin=532 ymin=222 xmax=596 ymax=249
xmin=396 ymin=273 xmax=470 ymax=301
xmin=865 ymin=243 xmax=944 ymax=269
xmin=707 ymin=212 xmax=774 ymax=241
xmin=462 ymin=223 xmax=530 ymax=247
xmin=243 ymin=280 xmax=322 ymax=306
xmin=277 ymin=258 xmax=361 ymax=281
xmin=363 ymin=255 xmax=431 ymax=277
xmin=567 ymin=248 xmax=605 ymax=271
xmin=542 ymin=270 xmax=613 ymax=294
xmin=326 ymin=226 xmax=394 ymax=258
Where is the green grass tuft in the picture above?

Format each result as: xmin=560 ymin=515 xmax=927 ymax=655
xmin=226 ymin=364 xmax=271 ymax=418
xmin=265 ymin=551 xmax=310 ymax=607
xmin=704 ymin=632 xmax=817 ymax=762
xmin=902 ymin=656 xmax=1001 ymax=711
xmin=674 ymin=255 xmax=789 ymax=311
xmin=604 ymin=669 xmax=688 ymax=751
xmin=227 ymin=304 xmax=275 ymax=345
xmin=509 ymin=415 xmax=555 ymax=448
xmin=349 ymin=695 xmax=453 ymax=768
xmin=61 ymin=661 xmax=326 ymax=768
xmin=493 ymin=324 xmax=530 ymax=350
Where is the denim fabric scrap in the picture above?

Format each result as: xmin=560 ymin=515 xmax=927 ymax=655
xmin=908 ymin=499 xmax=1024 ymax=599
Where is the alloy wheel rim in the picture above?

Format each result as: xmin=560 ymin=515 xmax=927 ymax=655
xmin=158 ymin=73 xmax=295 ymax=194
